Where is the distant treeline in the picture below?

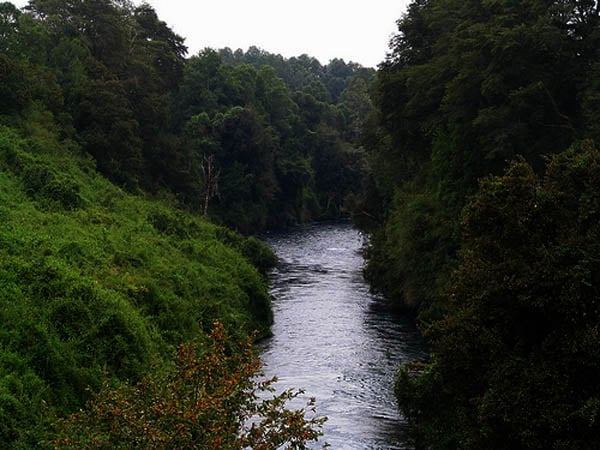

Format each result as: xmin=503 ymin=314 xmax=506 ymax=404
xmin=1 ymin=0 xmax=374 ymax=234
xmin=358 ymin=0 xmax=600 ymax=448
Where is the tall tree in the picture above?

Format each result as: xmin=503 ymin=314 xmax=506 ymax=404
xmin=25 ymin=0 xmax=186 ymax=187
xmin=397 ymin=143 xmax=600 ymax=449
xmin=363 ymin=0 xmax=600 ymax=313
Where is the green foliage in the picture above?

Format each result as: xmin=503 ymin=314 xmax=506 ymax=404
xmin=54 ymin=322 xmax=327 ymax=449
xmin=1 ymin=0 xmax=371 ymax=234
xmin=211 ymin=227 xmax=273 ymax=268
xmin=174 ymin=48 xmax=372 ymax=233
xmin=364 ymin=189 xmax=458 ymax=317
xmin=397 ymin=144 xmax=600 ymax=449
xmin=0 ymin=125 xmax=275 ymax=447
xmin=0 ymin=1 xmax=369 ymax=446
xmin=359 ymin=2 xmax=600 ymax=446
xmin=0 ymin=349 xmax=52 ymax=448
xmin=20 ymin=0 xmax=187 ymax=188
xmin=361 ymin=0 xmax=600 ymax=312
xmin=77 ymin=79 xmax=143 ymax=188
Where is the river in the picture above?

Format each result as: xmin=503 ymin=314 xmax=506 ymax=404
xmin=260 ymin=221 xmax=427 ymax=449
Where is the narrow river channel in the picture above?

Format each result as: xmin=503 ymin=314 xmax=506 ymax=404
xmin=260 ymin=221 xmax=427 ymax=449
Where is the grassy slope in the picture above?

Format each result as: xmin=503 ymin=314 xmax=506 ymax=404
xmin=0 ymin=125 xmax=274 ymax=447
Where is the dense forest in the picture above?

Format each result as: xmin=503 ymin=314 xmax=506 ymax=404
xmin=359 ymin=0 xmax=600 ymax=448
xmin=2 ymin=0 xmax=374 ymax=234
xmin=3 ymin=0 xmax=600 ymax=448
xmin=0 ymin=0 xmax=374 ymax=446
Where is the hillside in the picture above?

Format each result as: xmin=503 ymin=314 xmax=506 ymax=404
xmin=0 ymin=124 xmax=274 ymax=446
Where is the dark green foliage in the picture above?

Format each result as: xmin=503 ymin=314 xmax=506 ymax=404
xmin=359 ymin=1 xmax=600 ymax=447
xmin=19 ymin=160 xmax=81 ymax=209
xmin=214 ymin=228 xmax=278 ymax=275
xmin=219 ymin=46 xmax=373 ymax=102
xmin=2 ymin=0 xmax=371 ymax=234
xmin=397 ymin=144 xmax=600 ymax=449
xmin=0 ymin=0 xmax=366 ymax=446
xmin=364 ymin=190 xmax=457 ymax=316
xmin=173 ymin=48 xmax=373 ymax=233
xmin=20 ymin=0 xmax=187 ymax=188
xmin=0 ymin=349 xmax=51 ymax=447
xmin=77 ymin=79 xmax=143 ymax=188
xmin=362 ymin=0 xmax=600 ymax=315
xmin=240 ymin=236 xmax=278 ymax=274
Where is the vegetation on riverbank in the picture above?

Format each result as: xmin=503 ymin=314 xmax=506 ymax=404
xmin=2 ymin=0 xmax=373 ymax=234
xmin=359 ymin=0 xmax=600 ymax=447
xmin=6 ymin=0 xmax=599 ymax=447
xmin=0 ymin=0 xmax=350 ymax=446
xmin=55 ymin=322 xmax=326 ymax=449
xmin=0 ymin=123 xmax=281 ymax=446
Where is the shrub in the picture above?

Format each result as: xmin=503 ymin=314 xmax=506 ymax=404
xmin=55 ymin=323 xmax=327 ymax=450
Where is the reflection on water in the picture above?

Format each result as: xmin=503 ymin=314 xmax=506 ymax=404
xmin=260 ymin=221 xmax=427 ymax=449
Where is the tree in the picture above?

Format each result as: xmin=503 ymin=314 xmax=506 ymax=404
xmin=0 ymin=2 xmax=62 ymax=120
xmin=77 ymin=78 xmax=143 ymax=187
xmin=363 ymin=0 xmax=600 ymax=314
xmin=24 ymin=0 xmax=187 ymax=189
xmin=339 ymin=76 xmax=374 ymax=141
xmin=212 ymin=106 xmax=278 ymax=233
xmin=200 ymin=153 xmax=219 ymax=217
xmin=55 ymin=322 xmax=327 ymax=449
xmin=397 ymin=142 xmax=600 ymax=449
xmin=175 ymin=49 xmax=224 ymax=123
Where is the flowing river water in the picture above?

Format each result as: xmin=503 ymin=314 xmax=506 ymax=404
xmin=260 ymin=221 xmax=427 ymax=449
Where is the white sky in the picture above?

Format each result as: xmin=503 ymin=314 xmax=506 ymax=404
xmin=12 ymin=0 xmax=410 ymax=68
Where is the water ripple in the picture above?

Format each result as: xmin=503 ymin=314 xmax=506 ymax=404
xmin=260 ymin=222 xmax=427 ymax=449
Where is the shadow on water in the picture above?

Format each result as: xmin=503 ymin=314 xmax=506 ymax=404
xmin=260 ymin=221 xmax=428 ymax=449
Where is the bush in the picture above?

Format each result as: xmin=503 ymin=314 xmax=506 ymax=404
xmin=21 ymin=161 xmax=82 ymax=210
xmin=55 ymin=323 xmax=327 ymax=450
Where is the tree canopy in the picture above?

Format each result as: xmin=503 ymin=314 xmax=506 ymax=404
xmin=363 ymin=0 xmax=600 ymax=316
xmin=1 ymin=0 xmax=374 ymax=234
xmin=359 ymin=0 xmax=600 ymax=447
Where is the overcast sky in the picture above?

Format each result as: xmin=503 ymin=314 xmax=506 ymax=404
xmin=12 ymin=0 xmax=411 ymax=67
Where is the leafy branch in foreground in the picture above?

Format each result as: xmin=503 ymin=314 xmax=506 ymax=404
xmin=54 ymin=322 xmax=327 ymax=449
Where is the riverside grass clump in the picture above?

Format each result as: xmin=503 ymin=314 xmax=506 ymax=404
xmin=0 ymin=125 xmax=278 ymax=447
